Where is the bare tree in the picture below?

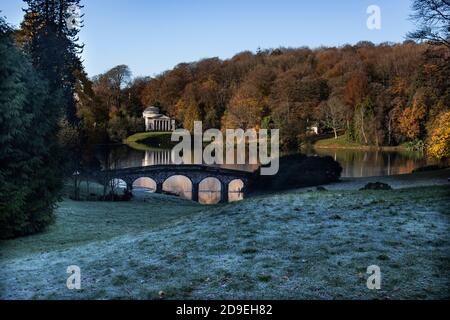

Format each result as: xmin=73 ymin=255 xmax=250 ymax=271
xmin=321 ymin=96 xmax=346 ymax=139
xmin=407 ymin=0 xmax=450 ymax=48
xmin=105 ymin=65 xmax=132 ymax=109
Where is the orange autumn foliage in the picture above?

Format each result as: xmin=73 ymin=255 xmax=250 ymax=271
xmin=428 ymin=111 xmax=450 ymax=160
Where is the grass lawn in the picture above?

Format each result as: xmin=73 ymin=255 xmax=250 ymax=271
xmin=1 ymin=182 xmax=449 ymax=300
xmin=315 ymin=135 xmax=408 ymax=151
xmin=0 ymin=194 xmax=201 ymax=261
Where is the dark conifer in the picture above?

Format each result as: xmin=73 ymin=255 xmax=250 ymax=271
xmin=22 ymin=0 xmax=84 ymax=123
xmin=0 ymin=17 xmax=63 ymax=238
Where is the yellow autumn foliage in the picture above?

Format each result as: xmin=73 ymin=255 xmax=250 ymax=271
xmin=427 ymin=111 xmax=450 ymax=160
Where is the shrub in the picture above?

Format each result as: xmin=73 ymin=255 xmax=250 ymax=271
xmin=256 ymin=154 xmax=342 ymax=192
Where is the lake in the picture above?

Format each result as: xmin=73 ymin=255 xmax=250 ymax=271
xmin=103 ymin=144 xmax=430 ymax=177
xmin=100 ymin=144 xmax=431 ymax=203
xmin=310 ymin=148 xmax=432 ymax=178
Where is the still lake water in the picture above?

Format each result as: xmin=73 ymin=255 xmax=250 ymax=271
xmin=102 ymin=145 xmax=430 ymax=203
xmin=310 ymin=148 xmax=431 ymax=178
xmin=104 ymin=144 xmax=430 ymax=177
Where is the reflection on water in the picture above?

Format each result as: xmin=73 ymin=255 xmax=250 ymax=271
xmin=131 ymin=175 xmax=244 ymax=205
xmin=100 ymin=144 xmax=430 ymax=203
xmin=133 ymin=177 xmax=156 ymax=192
xmin=106 ymin=145 xmax=430 ymax=178
xmin=163 ymin=175 xmax=193 ymax=200
xmin=104 ymin=145 xmax=259 ymax=172
xmin=199 ymin=177 xmax=221 ymax=204
xmin=229 ymin=179 xmax=244 ymax=203
xmin=311 ymin=148 xmax=431 ymax=178
xmin=143 ymin=149 xmax=173 ymax=166
xmin=197 ymin=178 xmax=244 ymax=204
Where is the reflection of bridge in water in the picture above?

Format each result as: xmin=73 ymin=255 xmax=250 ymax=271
xmin=107 ymin=148 xmax=260 ymax=173
xmin=94 ymin=164 xmax=258 ymax=204
xmin=143 ymin=150 xmax=173 ymax=166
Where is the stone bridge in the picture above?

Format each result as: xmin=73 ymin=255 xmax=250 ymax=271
xmin=92 ymin=164 xmax=258 ymax=203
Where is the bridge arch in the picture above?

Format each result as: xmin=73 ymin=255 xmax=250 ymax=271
xmin=163 ymin=175 xmax=193 ymax=200
xmin=199 ymin=177 xmax=222 ymax=205
xmin=133 ymin=177 xmax=157 ymax=193
xmin=108 ymin=178 xmax=127 ymax=194
xmin=229 ymin=179 xmax=245 ymax=202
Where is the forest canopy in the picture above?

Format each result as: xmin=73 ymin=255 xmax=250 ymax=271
xmin=73 ymin=0 xmax=450 ymax=153
xmin=86 ymin=42 xmax=449 ymax=151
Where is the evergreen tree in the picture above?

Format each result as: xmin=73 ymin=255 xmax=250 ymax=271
xmin=21 ymin=0 xmax=84 ymax=123
xmin=20 ymin=0 xmax=88 ymax=175
xmin=0 ymin=18 xmax=63 ymax=239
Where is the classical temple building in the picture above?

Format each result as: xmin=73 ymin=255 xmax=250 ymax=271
xmin=143 ymin=106 xmax=176 ymax=132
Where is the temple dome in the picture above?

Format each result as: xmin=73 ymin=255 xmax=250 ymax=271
xmin=143 ymin=105 xmax=175 ymax=132
xmin=143 ymin=106 xmax=162 ymax=118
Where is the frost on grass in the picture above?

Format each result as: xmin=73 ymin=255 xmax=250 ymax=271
xmin=0 ymin=186 xmax=449 ymax=300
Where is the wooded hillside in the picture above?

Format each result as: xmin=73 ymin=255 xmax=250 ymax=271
xmin=94 ymin=42 xmax=448 ymax=151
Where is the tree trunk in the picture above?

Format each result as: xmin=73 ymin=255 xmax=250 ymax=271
xmin=387 ymin=115 xmax=392 ymax=146
xmin=332 ymin=118 xmax=338 ymax=139
xmin=360 ymin=108 xmax=368 ymax=144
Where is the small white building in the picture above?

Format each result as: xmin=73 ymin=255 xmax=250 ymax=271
xmin=143 ymin=106 xmax=176 ymax=132
xmin=307 ymin=125 xmax=320 ymax=135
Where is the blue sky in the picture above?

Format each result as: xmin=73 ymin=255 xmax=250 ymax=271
xmin=1 ymin=0 xmax=415 ymax=78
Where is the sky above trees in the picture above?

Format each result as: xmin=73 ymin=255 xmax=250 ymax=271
xmin=1 ymin=0 xmax=415 ymax=77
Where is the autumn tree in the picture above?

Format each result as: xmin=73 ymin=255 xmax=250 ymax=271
xmin=222 ymin=81 xmax=266 ymax=130
xmin=88 ymin=65 xmax=145 ymax=141
xmin=321 ymin=95 xmax=346 ymax=139
xmin=121 ymin=40 xmax=447 ymax=150
xmin=176 ymin=83 xmax=202 ymax=132
xmin=398 ymin=90 xmax=429 ymax=140
xmin=104 ymin=64 xmax=132 ymax=112
xmin=427 ymin=111 xmax=450 ymax=160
